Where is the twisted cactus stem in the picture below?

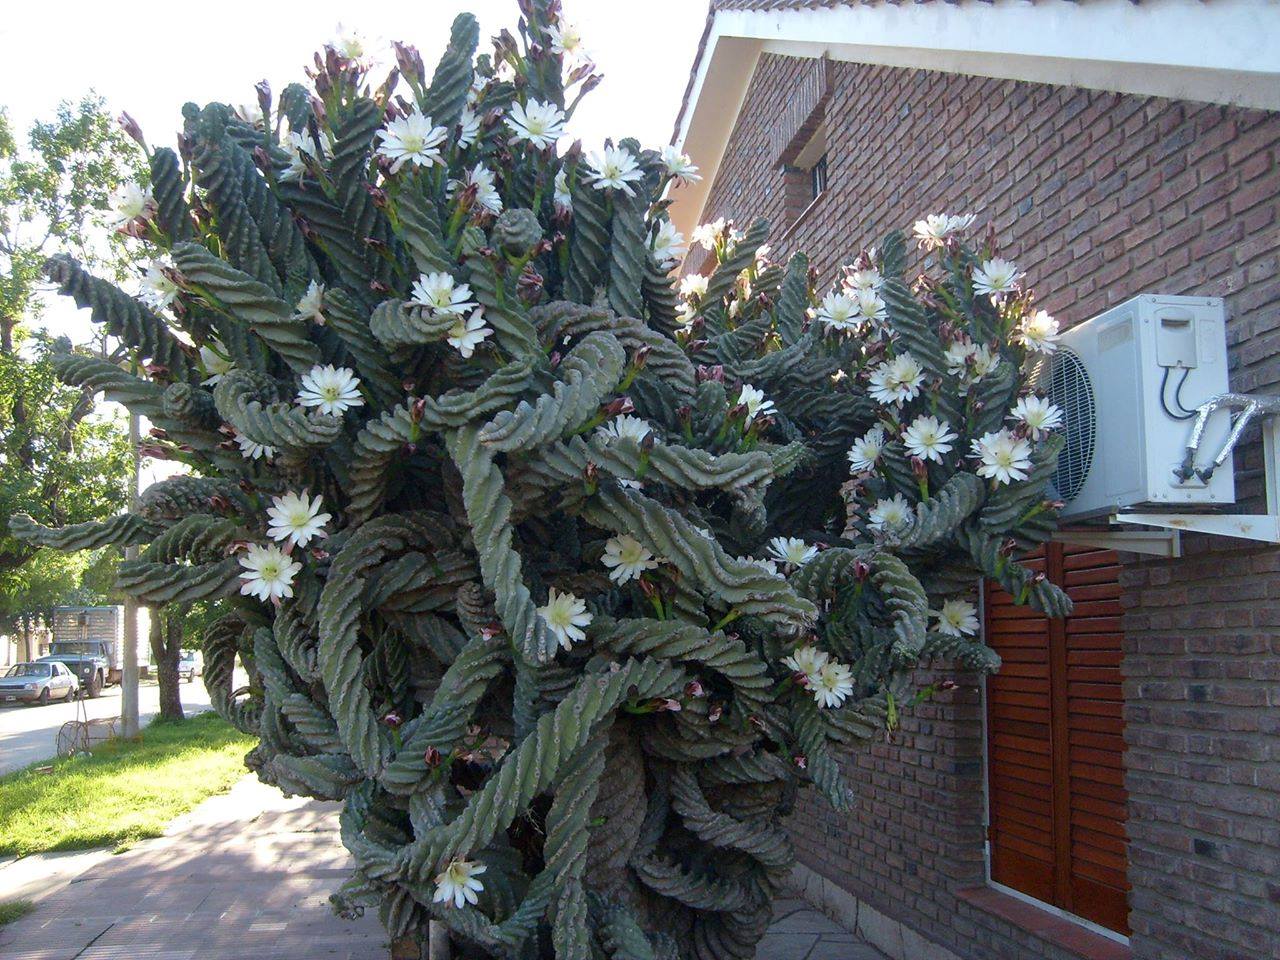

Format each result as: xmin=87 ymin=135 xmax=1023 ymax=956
xmin=13 ymin=8 xmax=1070 ymax=956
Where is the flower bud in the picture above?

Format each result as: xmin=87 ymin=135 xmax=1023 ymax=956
xmin=251 ymin=146 xmax=273 ymax=175
xmin=793 ymin=754 xmax=808 ymax=770
xmin=852 ymin=559 xmax=871 ymax=581
xmin=410 ymin=397 xmax=428 ymax=422
xmin=148 ymin=426 xmax=169 ymax=440
xmin=401 ymin=442 xmax=418 ymax=458
xmin=631 ymin=345 xmax=650 ymax=371
xmin=118 ymin=112 xmax=146 ymax=148
xmin=392 ymin=41 xmax=425 ymax=85
xmin=696 ymin=364 xmax=724 ymax=383
xmin=708 ymin=703 xmax=723 ymax=724
xmin=365 ymin=183 xmax=389 ymax=209
xmin=254 ymin=80 xmax=272 ymax=122
xmin=517 ymin=264 xmax=544 ymax=304
xmin=383 ymin=711 xmax=403 ymax=729
xmin=684 ymin=680 xmax=705 ymax=699
xmin=602 ymin=397 xmax=634 ymax=418
xmin=911 ymin=456 xmax=928 ymax=480
xmin=423 ymin=746 xmax=442 ymax=768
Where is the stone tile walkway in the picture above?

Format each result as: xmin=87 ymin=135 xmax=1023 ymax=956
xmin=0 ymin=776 xmax=885 ymax=960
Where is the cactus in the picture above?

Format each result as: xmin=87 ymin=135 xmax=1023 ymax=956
xmin=16 ymin=5 xmax=1071 ymax=956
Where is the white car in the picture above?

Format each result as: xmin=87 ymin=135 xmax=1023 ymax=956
xmin=0 ymin=661 xmax=80 ymax=706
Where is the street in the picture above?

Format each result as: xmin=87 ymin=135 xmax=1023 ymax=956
xmin=0 ymin=679 xmax=215 ymax=776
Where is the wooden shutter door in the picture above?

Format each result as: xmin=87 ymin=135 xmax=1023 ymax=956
xmin=984 ymin=544 xmax=1130 ymax=935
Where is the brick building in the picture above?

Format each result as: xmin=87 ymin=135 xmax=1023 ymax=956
xmin=669 ymin=2 xmax=1280 ymax=959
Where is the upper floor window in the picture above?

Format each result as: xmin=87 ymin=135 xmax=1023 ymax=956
xmin=793 ymin=124 xmax=829 ymax=203
xmin=810 ymin=153 xmax=829 ymax=200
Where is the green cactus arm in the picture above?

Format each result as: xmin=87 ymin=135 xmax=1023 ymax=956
xmin=479 ymin=331 xmax=626 ymax=452
xmin=7 ymin=513 xmax=162 ymax=552
xmin=368 ymin=298 xmax=456 ymax=350
xmin=421 ymin=13 xmax=479 ymax=128
xmin=447 ymin=425 xmax=557 ymax=663
xmin=45 ymin=255 xmax=193 ymax=380
xmin=116 ymin=556 xmax=241 ymax=605
xmin=212 ymin=368 xmax=343 ymax=449
xmin=172 ymin=242 xmax=321 ymax=374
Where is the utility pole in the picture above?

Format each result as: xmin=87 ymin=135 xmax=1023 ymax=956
xmin=120 ymin=406 xmax=140 ymax=737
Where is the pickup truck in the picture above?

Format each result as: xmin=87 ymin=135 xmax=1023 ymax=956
xmin=39 ymin=640 xmax=115 ymax=698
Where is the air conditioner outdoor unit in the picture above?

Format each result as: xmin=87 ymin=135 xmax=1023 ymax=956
xmin=1044 ymin=294 xmax=1234 ymax=521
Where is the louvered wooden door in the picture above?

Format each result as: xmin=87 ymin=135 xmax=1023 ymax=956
xmin=984 ymin=543 xmax=1130 ymax=935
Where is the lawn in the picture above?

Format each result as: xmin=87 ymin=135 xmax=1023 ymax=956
xmin=0 ymin=900 xmax=34 ymax=926
xmin=0 ymin=712 xmax=255 ymax=857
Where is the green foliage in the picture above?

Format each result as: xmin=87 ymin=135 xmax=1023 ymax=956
xmin=0 ymin=96 xmax=140 ymax=618
xmin=15 ymin=8 xmax=1069 ymax=958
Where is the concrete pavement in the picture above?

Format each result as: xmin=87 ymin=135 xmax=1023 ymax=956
xmin=0 ymin=678 xmax=213 ymax=775
xmin=0 ymin=774 xmax=887 ymax=960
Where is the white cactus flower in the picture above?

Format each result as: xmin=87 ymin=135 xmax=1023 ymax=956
xmin=238 ymin=544 xmax=301 ymax=602
xmin=297 ymin=365 xmax=364 ymax=416
xmin=903 ymin=415 xmax=958 ymax=464
xmin=934 ymin=599 xmax=980 ymax=637
xmin=432 ymin=858 xmax=487 ymax=909
xmin=266 ymin=491 xmax=331 ymax=548
xmin=505 ymin=99 xmax=566 ymax=150
xmin=847 ymin=426 xmax=887 ymax=474
xmin=971 ymin=429 xmax=1033 ymax=484
xmin=602 ymin=535 xmax=658 ymax=584
xmin=538 ymin=588 xmax=593 ymax=650
xmin=766 ymin=536 xmax=817 ymax=567
xmin=376 ymin=110 xmax=447 ymax=174
xmin=1009 ymin=396 xmax=1064 ymax=439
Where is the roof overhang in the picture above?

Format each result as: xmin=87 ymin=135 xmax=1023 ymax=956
xmin=670 ymin=0 xmax=1280 ymax=237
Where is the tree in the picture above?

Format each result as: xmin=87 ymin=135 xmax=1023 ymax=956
xmin=0 ymin=97 xmax=140 ymax=656
xmin=148 ymin=602 xmax=188 ymax=721
xmin=15 ymin=5 xmax=1070 ymax=957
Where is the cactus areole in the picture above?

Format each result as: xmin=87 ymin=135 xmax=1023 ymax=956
xmin=17 ymin=3 xmax=1071 ymax=956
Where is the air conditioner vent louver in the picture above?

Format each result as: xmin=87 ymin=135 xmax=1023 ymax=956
xmin=1045 ymin=347 xmax=1096 ymax=503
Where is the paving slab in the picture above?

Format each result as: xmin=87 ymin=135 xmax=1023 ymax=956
xmin=0 ymin=774 xmax=887 ymax=959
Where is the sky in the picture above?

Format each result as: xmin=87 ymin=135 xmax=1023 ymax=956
xmin=0 ymin=0 xmax=708 ymax=342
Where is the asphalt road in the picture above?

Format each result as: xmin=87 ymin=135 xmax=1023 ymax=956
xmin=0 ymin=679 xmax=215 ymax=776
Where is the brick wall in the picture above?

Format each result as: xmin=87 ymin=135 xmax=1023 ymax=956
xmin=694 ymin=54 xmax=1280 ymax=960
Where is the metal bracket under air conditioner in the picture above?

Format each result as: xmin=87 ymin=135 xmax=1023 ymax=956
xmin=1054 ymin=527 xmax=1183 ymax=558
xmin=1115 ymin=393 xmax=1280 ymax=550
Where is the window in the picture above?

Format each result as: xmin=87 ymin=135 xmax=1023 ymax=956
xmin=810 ymin=153 xmax=828 ymax=200
xmin=984 ymin=543 xmax=1130 ymax=936
xmin=794 ymin=124 xmax=828 ymax=201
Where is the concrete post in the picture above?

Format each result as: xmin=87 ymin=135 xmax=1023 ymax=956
xmin=120 ymin=408 xmax=140 ymax=738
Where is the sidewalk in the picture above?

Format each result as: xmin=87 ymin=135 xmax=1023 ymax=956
xmin=0 ymin=775 xmax=884 ymax=960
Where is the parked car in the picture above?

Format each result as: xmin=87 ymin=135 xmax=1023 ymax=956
xmin=178 ymin=650 xmax=202 ymax=683
xmin=39 ymin=640 xmax=113 ymax=697
xmin=0 ymin=661 xmax=80 ymax=706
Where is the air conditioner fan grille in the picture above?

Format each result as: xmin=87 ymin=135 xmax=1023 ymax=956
xmin=1045 ymin=347 xmax=1095 ymax=503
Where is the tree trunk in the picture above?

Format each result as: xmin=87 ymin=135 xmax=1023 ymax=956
xmin=149 ymin=605 xmax=185 ymax=721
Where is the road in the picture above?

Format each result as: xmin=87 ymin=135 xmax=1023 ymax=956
xmin=0 ymin=679 xmax=215 ymax=776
